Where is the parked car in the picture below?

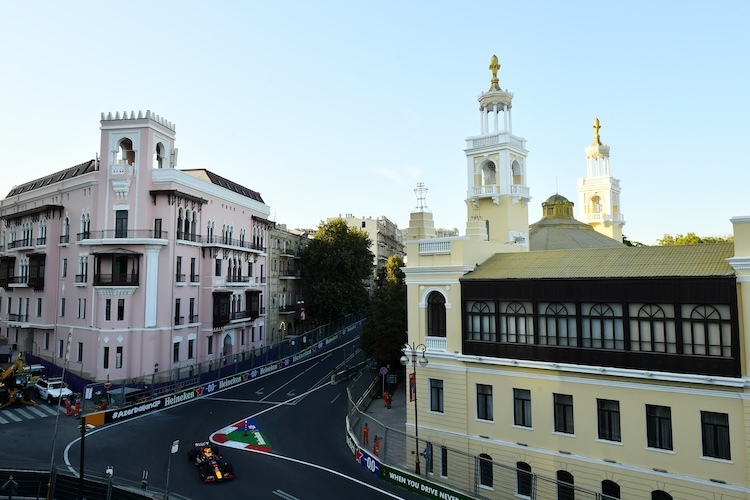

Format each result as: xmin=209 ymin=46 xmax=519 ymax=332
xmin=34 ymin=377 xmax=73 ymax=404
xmin=22 ymin=364 xmax=46 ymax=383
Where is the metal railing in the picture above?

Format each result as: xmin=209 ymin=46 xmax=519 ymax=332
xmin=78 ymin=229 xmax=168 ymax=240
xmin=93 ymin=273 xmax=139 ymax=286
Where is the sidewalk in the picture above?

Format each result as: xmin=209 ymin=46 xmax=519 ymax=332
xmin=357 ymin=382 xmax=408 ymax=465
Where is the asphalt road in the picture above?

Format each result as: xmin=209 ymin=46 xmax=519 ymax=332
xmin=3 ymin=339 xmax=423 ymax=499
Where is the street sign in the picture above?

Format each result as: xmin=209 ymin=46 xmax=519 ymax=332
xmin=379 ymin=367 xmax=388 ymax=375
xmin=170 ymin=439 xmax=179 ymax=454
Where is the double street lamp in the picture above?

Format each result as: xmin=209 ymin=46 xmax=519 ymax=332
xmin=400 ymin=342 xmax=428 ymax=475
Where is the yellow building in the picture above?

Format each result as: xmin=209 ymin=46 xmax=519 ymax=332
xmin=403 ymin=56 xmax=750 ymax=499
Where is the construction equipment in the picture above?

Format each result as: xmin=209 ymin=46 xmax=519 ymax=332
xmin=0 ymin=354 xmax=39 ymax=409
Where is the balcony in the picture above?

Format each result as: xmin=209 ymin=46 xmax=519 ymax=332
xmin=8 ymin=239 xmax=34 ymax=251
xmin=9 ymin=276 xmax=28 ymax=287
xmin=78 ymin=229 xmax=168 ymax=241
xmin=279 ymin=305 xmax=297 ymax=315
xmin=75 ymin=274 xmax=88 ymax=284
xmin=174 ymin=316 xmax=185 ymax=326
xmin=227 ymin=276 xmax=251 ymax=286
xmin=425 ymin=336 xmax=447 ymax=352
xmin=190 ymin=274 xmax=199 ymax=283
xmin=93 ymin=273 xmax=139 ymax=286
xmin=175 ymin=273 xmax=186 ymax=283
xmin=189 ymin=314 xmax=199 ymax=324
xmin=201 ymin=235 xmax=266 ymax=253
xmin=36 ymin=237 xmax=46 ymax=246
xmin=279 ymin=270 xmax=301 ymax=279
xmin=176 ymin=231 xmax=202 ymax=243
xmin=59 ymin=234 xmax=70 ymax=244
xmin=8 ymin=313 xmax=28 ymax=323
xmin=230 ymin=310 xmax=254 ymax=322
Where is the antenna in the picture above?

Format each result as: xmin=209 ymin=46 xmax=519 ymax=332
xmin=414 ymin=182 xmax=429 ymax=212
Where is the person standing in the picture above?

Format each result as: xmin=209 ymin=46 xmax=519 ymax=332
xmin=373 ymin=436 xmax=381 ymax=457
xmin=362 ymin=422 xmax=369 ymax=444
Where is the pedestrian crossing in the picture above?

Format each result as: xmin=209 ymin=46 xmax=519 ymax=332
xmin=0 ymin=403 xmax=64 ymax=424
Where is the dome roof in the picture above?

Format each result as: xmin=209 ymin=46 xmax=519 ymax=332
xmin=529 ymin=194 xmax=626 ymax=251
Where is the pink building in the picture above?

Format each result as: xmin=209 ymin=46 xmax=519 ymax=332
xmin=0 ymin=111 xmax=269 ymax=382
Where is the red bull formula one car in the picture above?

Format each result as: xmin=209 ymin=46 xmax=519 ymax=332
xmin=187 ymin=441 xmax=235 ymax=483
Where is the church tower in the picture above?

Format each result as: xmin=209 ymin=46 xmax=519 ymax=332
xmin=464 ymin=55 xmax=530 ymax=246
xmin=576 ymin=118 xmax=625 ymax=242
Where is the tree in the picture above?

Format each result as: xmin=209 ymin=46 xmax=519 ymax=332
xmin=300 ymin=218 xmax=373 ymax=323
xmin=657 ymin=232 xmax=733 ymax=246
xmin=622 ymin=234 xmax=645 ymax=247
xmin=360 ymin=255 xmax=407 ymax=367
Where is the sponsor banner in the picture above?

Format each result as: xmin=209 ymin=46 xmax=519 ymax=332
xmin=105 ymin=398 xmax=163 ymax=423
xmin=380 ymin=465 xmax=472 ymax=500
xmin=355 ymin=448 xmax=380 ymax=477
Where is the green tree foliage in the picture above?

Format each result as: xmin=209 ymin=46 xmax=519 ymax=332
xmin=360 ymin=255 xmax=407 ymax=366
xmin=622 ymin=234 xmax=645 ymax=247
xmin=301 ymin=218 xmax=373 ymax=323
xmin=656 ymin=232 xmax=734 ymax=246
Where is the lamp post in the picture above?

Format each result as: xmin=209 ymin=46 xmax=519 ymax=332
xmin=400 ymin=342 xmax=428 ymax=475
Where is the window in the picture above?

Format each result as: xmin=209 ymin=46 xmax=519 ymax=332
xmin=60 ymin=298 xmax=66 ymax=317
xmin=597 ymin=399 xmax=621 ymax=442
xmin=539 ymin=302 xmax=576 ymax=346
xmin=36 ymin=298 xmax=42 ymax=317
xmin=440 ymin=446 xmax=448 ymax=477
xmin=103 ymin=346 xmax=109 ymax=369
xmin=500 ymin=301 xmax=533 ymax=343
xmin=190 ymin=297 xmax=196 ymax=323
xmin=77 ymin=342 xmax=83 ymax=363
xmin=62 ymin=258 xmax=67 ymax=277
xmin=175 ymin=298 xmax=182 ymax=325
xmin=427 ymin=292 xmax=446 ymax=337
xmin=105 ymin=299 xmax=111 ymax=321
xmin=115 ymin=210 xmax=128 ymax=238
xmin=466 ymin=301 xmax=496 ymax=341
xmin=188 ymin=339 xmax=195 ymax=359
xmin=57 ymin=339 xmax=64 ymax=359
xmin=684 ymin=305 xmax=732 ymax=357
xmin=478 ymin=453 xmax=493 ymax=488
xmin=554 ymin=394 xmax=574 ymax=434
xmin=701 ymin=411 xmax=730 ymax=459
xmin=176 ymin=256 xmax=183 ymax=282
xmin=207 ymin=336 xmax=213 ymax=355
xmin=44 ymin=332 xmax=50 ymax=350
xmin=215 ymin=258 xmax=222 ymax=277
xmin=429 ymin=379 xmax=444 ymax=413
xmin=516 ymin=462 xmax=532 ymax=497
xmin=116 ymin=346 xmax=123 ymax=369
xmin=602 ymin=480 xmax=620 ymax=500
xmin=513 ymin=389 xmax=532 ymax=427
xmin=424 ymin=442 xmax=433 ymax=474
xmin=631 ymin=304 xmax=676 ymax=353
xmin=646 ymin=405 xmax=673 ymax=450
xmin=173 ymin=342 xmax=180 ymax=363
xmin=78 ymin=298 xmax=86 ymax=319
xmin=190 ymin=258 xmax=197 ymax=281
xmin=477 ymin=384 xmax=493 ymax=421
xmin=557 ymin=470 xmax=574 ymax=500
xmin=117 ymin=299 xmax=125 ymax=321
xmin=154 ymin=218 xmax=162 ymax=238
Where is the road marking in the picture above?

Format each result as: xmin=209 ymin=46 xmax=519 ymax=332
xmin=16 ymin=408 xmax=36 ymax=419
xmin=28 ymin=406 xmax=49 ymax=417
xmin=3 ymin=411 xmax=22 ymax=422
xmin=272 ymin=490 xmax=299 ymax=499
xmin=255 ymin=388 xmax=265 ymax=395
xmin=330 ymin=393 xmax=340 ymax=404
xmin=0 ymin=416 xmax=8 ymax=424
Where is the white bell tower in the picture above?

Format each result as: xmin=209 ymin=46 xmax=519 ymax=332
xmin=576 ymin=118 xmax=625 ymax=242
xmin=464 ymin=55 xmax=530 ymax=246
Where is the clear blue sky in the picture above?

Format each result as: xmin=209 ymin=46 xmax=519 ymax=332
xmin=1 ymin=1 xmax=747 ymax=245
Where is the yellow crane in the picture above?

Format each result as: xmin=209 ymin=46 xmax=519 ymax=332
xmin=0 ymin=354 xmax=39 ymax=409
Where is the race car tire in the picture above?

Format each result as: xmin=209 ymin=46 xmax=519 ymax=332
xmin=187 ymin=450 xmax=197 ymax=462
xmin=224 ymin=463 xmax=233 ymax=474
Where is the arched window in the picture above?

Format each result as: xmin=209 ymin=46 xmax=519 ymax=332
xmin=478 ymin=453 xmax=493 ymax=488
xmin=154 ymin=142 xmax=165 ymax=168
xmin=465 ymin=301 xmax=496 ymax=341
xmin=582 ymin=303 xmax=621 ymax=349
xmin=602 ymin=479 xmax=620 ymax=499
xmin=685 ymin=305 xmax=731 ymax=357
xmin=556 ymin=470 xmax=574 ymax=500
xmin=590 ymin=194 xmax=602 ymax=214
xmin=516 ymin=462 xmax=532 ymax=497
xmin=632 ymin=304 xmax=676 ymax=353
xmin=541 ymin=303 xmax=575 ymax=346
xmin=511 ymin=160 xmax=523 ymax=185
xmin=652 ymin=491 xmax=672 ymax=500
xmin=117 ymin=138 xmax=135 ymax=165
xmin=501 ymin=302 xmax=532 ymax=343
xmin=427 ymin=292 xmax=446 ymax=338
xmin=481 ymin=161 xmax=496 ymax=186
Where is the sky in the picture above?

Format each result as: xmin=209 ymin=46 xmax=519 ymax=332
xmin=1 ymin=1 xmax=747 ymax=245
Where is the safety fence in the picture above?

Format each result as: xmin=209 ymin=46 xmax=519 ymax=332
xmin=0 ymin=463 xmax=190 ymax=500
xmin=346 ymin=370 xmax=602 ymax=500
xmin=25 ymin=314 xmax=363 ymax=414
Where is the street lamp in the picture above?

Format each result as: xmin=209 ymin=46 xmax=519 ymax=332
xmin=400 ymin=342 xmax=428 ymax=475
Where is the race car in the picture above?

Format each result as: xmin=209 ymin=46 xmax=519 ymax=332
xmin=187 ymin=441 xmax=235 ymax=483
